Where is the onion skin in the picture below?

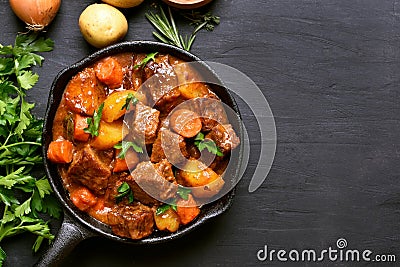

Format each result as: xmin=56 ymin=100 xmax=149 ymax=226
xmin=9 ymin=0 xmax=61 ymax=31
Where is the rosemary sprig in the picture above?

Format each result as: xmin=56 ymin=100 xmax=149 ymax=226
xmin=146 ymin=6 xmax=193 ymax=50
xmin=145 ymin=6 xmax=219 ymax=51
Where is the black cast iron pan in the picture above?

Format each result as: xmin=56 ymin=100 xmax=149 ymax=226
xmin=37 ymin=41 xmax=243 ymax=267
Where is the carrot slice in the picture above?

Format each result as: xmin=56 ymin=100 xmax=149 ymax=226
xmin=169 ymin=109 xmax=202 ymax=138
xmin=74 ymin=114 xmax=90 ymax=142
xmin=70 ymin=187 xmax=97 ymax=211
xmin=176 ymin=194 xmax=200 ymax=225
xmin=95 ymin=57 xmax=123 ymax=89
xmin=113 ymin=149 xmax=139 ymax=172
xmin=47 ymin=140 xmax=74 ymax=164
xmin=113 ymin=157 xmax=128 ymax=173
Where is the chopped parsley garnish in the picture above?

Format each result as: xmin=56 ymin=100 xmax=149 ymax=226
xmin=84 ymin=103 xmax=104 ymax=137
xmin=121 ymin=93 xmax=139 ymax=111
xmin=177 ymin=186 xmax=191 ymax=200
xmin=133 ymin=52 xmax=158 ymax=69
xmin=115 ymin=182 xmax=134 ymax=204
xmin=156 ymin=203 xmax=177 ymax=215
xmin=114 ymin=141 xmax=143 ymax=159
xmin=194 ymin=132 xmax=223 ymax=156
xmin=156 ymin=188 xmax=192 ymax=215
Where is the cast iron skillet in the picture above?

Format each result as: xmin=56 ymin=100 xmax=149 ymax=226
xmin=36 ymin=41 xmax=243 ymax=267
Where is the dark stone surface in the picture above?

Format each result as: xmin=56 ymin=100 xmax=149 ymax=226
xmin=1 ymin=0 xmax=399 ymax=266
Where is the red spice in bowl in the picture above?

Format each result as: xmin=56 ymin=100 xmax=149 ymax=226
xmin=162 ymin=0 xmax=214 ymax=9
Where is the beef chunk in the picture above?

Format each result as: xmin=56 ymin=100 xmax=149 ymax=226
xmin=150 ymin=128 xmax=189 ymax=165
xmin=143 ymin=55 xmax=180 ymax=107
xmin=130 ymin=161 xmax=177 ymax=201
xmin=96 ymin=149 xmax=114 ymax=166
xmin=104 ymin=172 xmax=128 ymax=204
xmin=157 ymin=89 xmax=182 ymax=115
xmin=107 ymin=203 xmax=154 ymax=239
xmin=206 ymin=124 xmax=240 ymax=153
xmin=106 ymin=172 xmax=160 ymax=206
xmin=128 ymin=159 xmax=175 ymax=205
xmin=129 ymin=181 xmax=160 ymax=206
xmin=198 ymin=98 xmax=228 ymax=131
xmin=150 ymin=130 xmax=167 ymax=163
xmin=209 ymin=156 xmax=229 ymax=175
xmin=186 ymin=142 xmax=201 ymax=159
xmin=121 ymin=54 xmax=143 ymax=91
xmin=154 ymin=159 xmax=175 ymax=183
xmin=130 ymin=102 xmax=160 ymax=144
xmin=67 ymin=144 xmax=111 ymax=195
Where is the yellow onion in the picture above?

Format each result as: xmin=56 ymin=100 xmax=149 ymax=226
xmin=9 ymin=0 xmax=61 ymax=31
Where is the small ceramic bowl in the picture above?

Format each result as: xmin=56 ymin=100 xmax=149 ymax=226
xmin=162 ymin=0 xmax=214 ymax=9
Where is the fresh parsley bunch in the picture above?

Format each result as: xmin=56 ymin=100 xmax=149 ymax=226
xmin=0 ymin=33 xmax=62 ymax=266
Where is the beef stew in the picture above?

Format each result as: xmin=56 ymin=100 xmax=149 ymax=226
xmin=47 ymin=52 xmax=240 ymax=240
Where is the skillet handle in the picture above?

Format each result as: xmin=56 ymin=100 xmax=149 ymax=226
xmin=34 ymin=212 xmax=94 ymax=267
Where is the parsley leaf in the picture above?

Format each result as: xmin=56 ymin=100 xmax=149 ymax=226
xmin=32 ymin=236 xmax=45 ymax=253
xmin=0 ymin=167 xmax=25 ymax=188
xmin=15 ymin=33 xmax=54 ymax=53
xmin=14 ymin=99 xmax=35 ymax=136
xmin=0 ymin=45 xmax=13 ymax=55
xmin=114 ymin=141 xmax=143 ymax=159
xmin=35 ymin=179 xmax=53 ymax=198
xmin=121 ymin=93 xmax=139 ymax=111
xmin=193 ymin=132 xmax=224 ymax=156
xmin=15 ymin=198 xmax=32 ymax=217
xmin=0 ymin=247 xmax=6 ymax=266
xmin=16 ymin=55 xmax=36 ymax=72
xmin=25 ymin=37 xmax=54 ymax=53
xmin=197 ymin=140 xmax=224 ymax=156
xmin=156 ymin=204 xmax=170 ymax=215
xmin=133 ymin=52 xmax=158 ymax=69
xmin=0 ymin=188 xmax=19 ymax=206
xmin=84 ymin=103 xmax=104 ymax=137
xmin=17 ymin=71 xmax=39 ymax=90
xmin=194 ymin=132 xmax=204 ymax=141
xmin=31 ymin=191 xmax=61 ymax=219
xmin=156 ymin=203 xmax=177 ymax=215
xmin=115 ymin=182 xmax=134 ymax=204
xmin=177 ymin=186 xmax=191 ymax=200
xmin=0 ymin=58 xmax=14 ymax=75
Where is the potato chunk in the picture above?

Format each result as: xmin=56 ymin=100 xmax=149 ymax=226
xmin=154 ymin=207 xmax=180 ymax=232
xmin=102 ymin=90 xmax=136 ymax=122
xmin=91 ymin=120 xmax=127 ymax=150
xmin=178 ymin=82 xmax=212 ymax=99
xmin=176 ymin=161 xmax=225 ymax=198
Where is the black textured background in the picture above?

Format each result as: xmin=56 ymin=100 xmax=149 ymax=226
xmin=1 ymin=0 xmax=400 ymax=266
